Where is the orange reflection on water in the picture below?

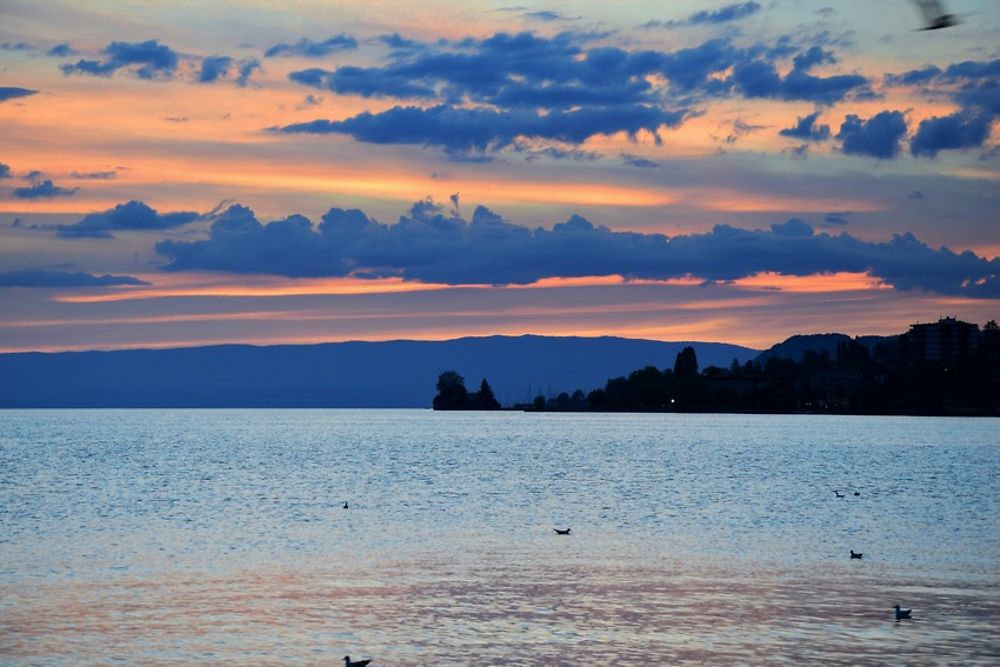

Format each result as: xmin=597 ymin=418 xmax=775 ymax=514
xmin=2 ymin=556 xmax=997 ymax=664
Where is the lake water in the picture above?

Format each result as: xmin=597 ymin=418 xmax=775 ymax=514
xmin=1 ymin=410 xmax=998 ymax=664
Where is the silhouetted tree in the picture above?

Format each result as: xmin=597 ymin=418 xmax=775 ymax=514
xmin=673 ymin=346 xmax=699 ymax=377
xmin=433 ymin=370 xmax=468 ymax=410
xmin=587 ymin=388 xmax=606 ymax=408
xmin=476 ymin=378 xmax=501 ymax=410
xmin=533 ymin=394 xmax=546 ymax=410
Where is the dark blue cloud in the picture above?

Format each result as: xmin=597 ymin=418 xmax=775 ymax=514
xmin=884 ymin=58 xmax=999 ymax=156
xmin=193 ymin=55 xmax=259 ymax=86
xmin=0 ymin=42 xmax=33 ymax=51
xmin=56 ymin=200 xmax=199 ymax=238
xmin=732 ymin=59 xmax=869 ymax=104
xmin=287 ymin=32 xmax=866 ymax=107
xmin=378 ymin=33 xmax=425 ymax=52
xmin=525 ymin=11 xmax=567 ymax=22
xmin=621 ymin=153 xmax=659 ymax=168
xmin=837 ymin=111 xmax=908 ymax=159
xmin=61 ymin=39 xmax=179 ymax=79
xmin=279 ymin=103 xmax=687 ymax=152
xmin=0 ymin=86 xmax=37 ymax=102
xmin=779 ymin=111 xmax=831 ymax=141
xmin=644 ymin=2 xmax=761 ymax=28
xmin=885 ymin=65 xmax=942 ymax=86
xmin=265 ymin=34 xmax=357 ymax=58
xmin=942 ymin=59 xmax=1000 ymax=81
xmin=12 ymin=180 xmax=78 ymax=199
xmin=655 ymin=39 xmax=742 ymax=93
xmin=889 ymin=59 xmax=999 ymax=86
xmin=154 ymin=200 xmax=1000 ymax=298
xmin=46 ymin=43 xmax=77 ymax=57
xmin=0 ymin=163 xmax=10 ymax=179
xmin=236 ymin=59 xmax=261 ymax=87
xmin=288 ymin=67 xmax=331 ymax=88
xmin=955 ymin=81 xmax=1000 ymax=116
xmin=199 ymin=56 xmax=232 ymax=83
xmin=911 ymin=110 xmax=995 ymax=157
xmin=823 ymin=212 xmax=852 ymax=226
xmin=515 ymin=145 xmax=599 ymax=162
xmin=0 ymin=269 xmax=148 ymax=288
xmin=70 ymin=170 xmax=117 ymax=180
xmin=279 ymin=30 xmax=870 ymax=153
xmin=792 ymin=46 xmax=836 ymax=72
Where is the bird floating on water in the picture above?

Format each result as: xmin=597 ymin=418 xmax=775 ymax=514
xmin=554 ymin=528 xmax=571 ymax=535
xmin=912 ymin=0 xmax=959 ymax=30
xmin=835 ymin=491 xmax=845 ymax=498
xmin=344 ymin=656 xmax=372 ymax=667
xmin=850 ymin=550 xmax=863 ymax=559
xmin=894 ymin=605 xmax=913 ymax=621
xmin=854 ymin=491 xmax=861 ymax=496
xmin=343 ymin=501 xmax=349 ymax=509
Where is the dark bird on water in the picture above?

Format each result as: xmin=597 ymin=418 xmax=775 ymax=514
xmin=912 ymin=0 xmax=959 ymax=30
xmin=343 ymin=501 xmax=349 ymax=509
xmin=894 ymin=605 xmax=913 ymax=621
xmin=554 ymin=528 xmax=571 ymax=535
xmin=854 ymin=491 xmax=861 ymax=496
xmin=835 ymin=491 xmax=845 ymax=498
xmin=850 ymin=550 xmax=863 ymax=559
xmin=344 ymin=657 xmax=372 ymax=667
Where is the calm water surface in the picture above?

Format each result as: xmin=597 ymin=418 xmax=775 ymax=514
xmin=1 ymin=410 xmax=998 ymax=664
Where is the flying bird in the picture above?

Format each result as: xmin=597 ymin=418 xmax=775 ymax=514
xmin=912 ymin=0 xmax=958 ymax=30
xmin=344 ymin=656 xmax=372 ymax=667
xmin=894 ymin=605 xmax=913 ymax=621
xmin=850 ymin=550 xmax=863 ymax=559
xmin=553 ymin=527 xmax=571 ymax=535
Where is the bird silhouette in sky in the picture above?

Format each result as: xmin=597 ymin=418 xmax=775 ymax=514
xmin=912 ymin=0 xmax=959 ymax=30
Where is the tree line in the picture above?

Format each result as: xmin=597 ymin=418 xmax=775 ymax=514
xmin=434 ymin=322 xmax=1000 ymax=415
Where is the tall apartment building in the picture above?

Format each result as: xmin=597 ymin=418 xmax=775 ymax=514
xmin=902 ymin=317 xmax=980 ymax=366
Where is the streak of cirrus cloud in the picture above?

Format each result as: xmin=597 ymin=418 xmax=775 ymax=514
xmin=154 ymin=199 xmax=1000 ymax=298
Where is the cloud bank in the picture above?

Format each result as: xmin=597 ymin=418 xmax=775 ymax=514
xmin=56 ymin=200 xmax=200 ymax=238
xmin=13 ymin=179 xmax=79 ymax=199
xmin=154 ymin=200 xmax=1000 ymax=298
xmin=277 ymin=31 xmax=873 ymax=155
xmin=61 ymin=39 xmax=179 ymax=79
xmin=0 ymin=269 xmax=148 ymax=288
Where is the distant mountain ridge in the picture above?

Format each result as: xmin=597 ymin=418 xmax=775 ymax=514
xmin=755 ymin=333 xmax=898 ymax=363
xmin=0 ymin=335 xmax=758 ymax=408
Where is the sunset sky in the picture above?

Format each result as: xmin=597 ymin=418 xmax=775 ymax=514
xmin=1 ymin=0 xmax=997 ymax=352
